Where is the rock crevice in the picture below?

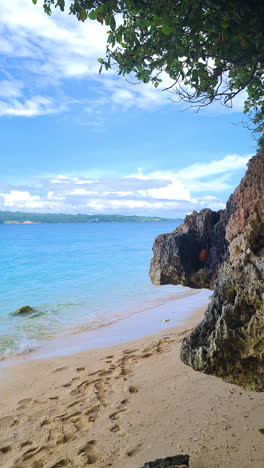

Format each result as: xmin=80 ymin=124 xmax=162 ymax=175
xmin=149 ymin=152 xmax=264 ymax=391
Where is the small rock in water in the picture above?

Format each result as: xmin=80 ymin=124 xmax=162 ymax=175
xmin=140 ymin=454 xmax=189 ymax=468
xmin=14 ymin=305 xmax=36 ymax=315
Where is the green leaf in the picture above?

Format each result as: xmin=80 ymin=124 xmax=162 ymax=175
xmin=89 ymin=10 xmax=98 ymax=20
xmin=38 ymin=0 xmax=264 ymax=137
xmin=162 ymin=24 xmax=172 ymax=35
xmin=80 ymin=10 xmax=87 ymax=22
xmin=110 ymin=16 xmax=116 ymax=31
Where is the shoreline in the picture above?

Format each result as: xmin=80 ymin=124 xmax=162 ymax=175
xmin=0 ymin=306 xmax=263 ymax=468
xmin=0 ymin=288 xmax=211 ymax=367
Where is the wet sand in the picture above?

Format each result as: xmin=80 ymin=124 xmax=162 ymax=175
xmin=0 ymin=306 xmax=263 ymax=468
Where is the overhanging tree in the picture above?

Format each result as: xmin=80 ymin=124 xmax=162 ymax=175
xmin=34 ymin=0 xmax=264 ymax=145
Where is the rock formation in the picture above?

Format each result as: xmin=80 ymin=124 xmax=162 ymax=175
xmin=140 ymin=454 xmax=189 ymax=468
xmin=13 ymin=305 xmax=36 ymax=315
xmin=149 ymin=151 xmax=264 ymax=391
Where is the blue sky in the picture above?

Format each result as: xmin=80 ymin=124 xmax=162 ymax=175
xmin=0 ymin=0 xmax=257 ymax=217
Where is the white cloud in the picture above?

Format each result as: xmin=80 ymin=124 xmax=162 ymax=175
xmin=138 ymin=180 xmax=190 ymax=201
xmin=0 ymin=80 xmax=23 ymax=98
xmin=127 ymin=153 xmax=251 ymax=195
xmin=1 ymin=0 xmax=170 ymax=117
xmin=69 ymin=189 xmax=98 ymax=196
xmin=176 ymin=154 xmax=251 ymax=180
xmin=0 ymin=0 xmax=247 ymax=117
xmin=0 ymin=153 xmax=250 ymax=216
xmin=0 ymin=190 xmax=40 ymax=207
xmin=0 ymin=96 xmax=67 ymax=117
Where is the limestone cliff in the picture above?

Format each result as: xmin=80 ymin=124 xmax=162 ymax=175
xmin=149 ymin=152 xmax=264 ymax=391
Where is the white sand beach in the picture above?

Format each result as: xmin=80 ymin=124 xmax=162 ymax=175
xmin=0 ymin=306 xmax=263 ymax=468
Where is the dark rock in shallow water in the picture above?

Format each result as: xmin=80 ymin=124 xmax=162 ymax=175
xmin=14 ymin=305 xmax=36 ymax=315
xmin=140 ymin=454 xmax=189 ymax=468
xmin=150 ymin=151 xmax=264 ymax=392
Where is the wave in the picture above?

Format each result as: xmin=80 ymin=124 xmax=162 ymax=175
xmin=0 ymin=287 xmax=210 ymax=360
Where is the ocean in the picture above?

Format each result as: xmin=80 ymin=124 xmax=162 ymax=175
xmin=0 ymin=222 xmax=210 ymax=357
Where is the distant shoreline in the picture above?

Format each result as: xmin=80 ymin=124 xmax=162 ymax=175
xmin=0 ymin=211 xmax=182 ymax=224
xmin=1 ymin=221 xmax=179 ymax=224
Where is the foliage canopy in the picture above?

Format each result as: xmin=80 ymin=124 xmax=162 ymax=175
xmin=35 ymin=0 xmax=264 ymax=140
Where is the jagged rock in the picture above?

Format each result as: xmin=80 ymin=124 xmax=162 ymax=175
xmin=140 ymin=454 xmax=189 ymax=467
xmin=150 ymin=152 xmax=264 ymax=391
xmin=149 ymin=206 xmax=231 ymax=289
xmin=13 ymin=305 xmax=36 ymax=315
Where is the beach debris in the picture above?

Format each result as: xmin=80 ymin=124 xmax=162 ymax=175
xmin=140 ymin=454 xmax=189 ymax=467
xmin=259 ymin=428 xmax=264 ymax=435
xmin=199 ymin=248 xmax=209 ymax=263
xmin=13 ymin=305 xmax=36 ymax=315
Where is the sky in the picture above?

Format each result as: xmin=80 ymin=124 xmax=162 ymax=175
xmin=0 ymin=0 xmax=258 ymax=218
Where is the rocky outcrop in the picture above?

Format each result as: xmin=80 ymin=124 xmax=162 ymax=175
xmin=13 ymin=305 xmax=36 ymax=315
xmin=140 ymin=454 xmax=189 ymax=468
xmin=149 ymin=207 xmax=231 ymax=289
xmin=149 ymin=152 xmax=264 ymax=391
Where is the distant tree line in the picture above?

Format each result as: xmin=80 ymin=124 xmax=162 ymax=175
xmin=0 ymin=211 xmax=181 ymax=224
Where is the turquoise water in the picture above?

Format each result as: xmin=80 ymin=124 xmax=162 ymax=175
xmin=0 ymin=222 xmax=203 ymax=356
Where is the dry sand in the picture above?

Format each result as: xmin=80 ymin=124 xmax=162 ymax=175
xmin=0 ymin=307 xmax=263 ymax=468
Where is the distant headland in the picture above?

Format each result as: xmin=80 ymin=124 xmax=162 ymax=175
xmin=0 ymin=210 xmax=182 ymax=224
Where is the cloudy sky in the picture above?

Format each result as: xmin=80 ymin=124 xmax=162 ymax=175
xmin=0 ymin=0 xmax=257 ymax=217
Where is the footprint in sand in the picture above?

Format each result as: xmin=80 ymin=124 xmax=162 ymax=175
xmin=55 ymin=431 xmax=76 ymax=445
xmin=17 ymin=398 xmax=36 ymax=409
xmin=109 ymin=409 xmax=126 ymax=421
xmin=20 ymin=441 xmax=33 ymax=448
xmin=126 ymin=443 xmax=143 ymax=457
xmin=60 ymin=410 xmax=82 ymax=422
xmin=141 ymin=352 xmax=153 ymax=359
xmin=0 ymin=445 xmax=12 ymax=454
xmin=62 ymin=377 xmax=80 ymax=388
xmin=98 ymin=369 xmax=112 ymax=377
xmin=40 ymin=418 xmax=52 ymax=428
xmin=62 ymin=382 xmax=72 ymax=388
xmin=88 ymin=370 xmax=103 ymax=377
xmin=76 ymin=378 xmax=96 ymax=392
xmin=123 ymin=349 xmax=137 ymax=355
xmin=116 ymin=400 xmax=128 ymax=411
xmin=73 ymin=414 xmax=92 ymax=432
xmin=78 ymin=440 xmax=99 ymax=465
xmin=128 ymin=385 xmax=140 ymax=394
xmin=52 ymin=366 xmax=68 ymax=373
xmin=94 ymin=386 xmax=108 ymax=404
xmin=110 ymin=423 xmax=121 ymax=433
xmin=49 ymin=458 xmax=71 ymax=468
xmin=67 ymin=397 xmax=85 ymax=409
xmin=14 ymin=444 xmax=47 ymax=466
xmin=0 ymin=415 xmax=18 ymax=428
xmin=83 ymin=404 xmax=100 ymax=423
